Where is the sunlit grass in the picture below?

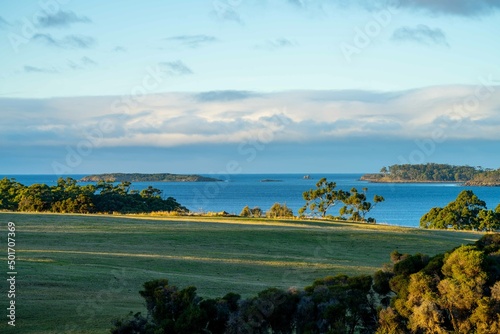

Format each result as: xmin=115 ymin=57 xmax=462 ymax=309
xmin=0 ymin=212 xmax=484 ymax=333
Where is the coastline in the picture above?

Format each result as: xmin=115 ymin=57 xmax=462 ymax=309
xmin=360 ymin=177 xmax=500 ymax=186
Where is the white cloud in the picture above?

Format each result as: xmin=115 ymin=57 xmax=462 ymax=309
xmin=1 ymin=85 xmax=499 ymax=149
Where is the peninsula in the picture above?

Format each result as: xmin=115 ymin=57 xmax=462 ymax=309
xmin=80 ymin=173 xmax=222 ymax=182
xmin=361 ymin=163 xmax=500 ymax=186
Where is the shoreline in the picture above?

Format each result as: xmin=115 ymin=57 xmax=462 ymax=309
xmin=361 ymin=178 xmax=500 ymax=186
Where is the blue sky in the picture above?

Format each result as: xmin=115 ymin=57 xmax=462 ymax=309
xmin=1 ymin=0 xmax=500 ymax=174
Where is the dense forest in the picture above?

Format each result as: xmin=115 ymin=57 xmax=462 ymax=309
xmin=111 ymin=234 xmax=500 ymax=334
xmin=0 ymin=177 xmax=186 ymax=214
xmin=80 ymin=173 xmax=221 ymax=182
xmin=362 ymin=163 xmax=500 ymax=185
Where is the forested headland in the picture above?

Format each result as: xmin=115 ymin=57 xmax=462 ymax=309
xmin=362 ymin=163 xmax=500 ymax=186
xmin=80 ymin=173 xmax=221 ymax=182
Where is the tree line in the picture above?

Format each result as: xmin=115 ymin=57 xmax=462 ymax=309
xmin=0 ymin=177 xmax=186 ymax=214
xmin=363 ymin=163 xmax=493 ymax=182
xmin=111 ymin=234 xmax=500 ymax=333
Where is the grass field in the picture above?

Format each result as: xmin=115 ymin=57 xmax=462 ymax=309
xmin=0 ymin=212 xmax=485 ymax=333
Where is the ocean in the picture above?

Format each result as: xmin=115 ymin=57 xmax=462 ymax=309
xmin=3 ymin=173 xmax=500 ymax=228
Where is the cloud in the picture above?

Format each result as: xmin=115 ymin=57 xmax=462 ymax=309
xmin=287 ymin=0 xmax=305 ymax=7
xmin=286 ymin=0 xmax=328 ymax=15
xmin=23 ymin=65 xmax=58 ymax=74
xmin=211 ymin=4 xmax=243 ymax=24
xmin=392 ymin=25 xmax=449 ymax=47
xmin=1 ymin=85 xmax=499 ymax=150
xmin=81 ymin=56 xmax=97 ymax=66
xmin=165 ymin=35 xmax=217 ymax=48
xmin=36 ymin=10 xmax=91 ymax=28
xmin=0 ymin=16 xmax=10 ymax=29
xmin=194 ymin=91 xmax=260 ymax=102
xmin=68 ymin=57 xmax=98 ymax=70
xmin=393 ymin=0 xmax=500 ymax=16
xmin=158 ymin=61 xmax=193 ymax=76
xmin=256 ymin=38 xmax=297 ymax=50
xmin=32 ymin=33 xmax=96 ymax=49
xmin=300 ymin=1 xmax=500 ymax=17
xmin=113 ymin=46 xmax=127 ymax=52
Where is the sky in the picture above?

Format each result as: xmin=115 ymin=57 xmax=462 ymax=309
xmin=1 ymin=0 xmax=500 ymax=174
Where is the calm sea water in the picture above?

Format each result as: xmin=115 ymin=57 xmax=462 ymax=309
xmin=4 ymin=174 xmax=500 ymax=228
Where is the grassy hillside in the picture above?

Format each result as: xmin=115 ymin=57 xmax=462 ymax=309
xmin=0 ymin=213 xmax=484 ymax=333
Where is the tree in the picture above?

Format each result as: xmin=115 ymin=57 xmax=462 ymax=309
xmin=299 ymin=178 xmax=348 ymax=217
xmin=339 ymin=187 xmax=385 ymax=222
xmin=420 ymin=190 xmax=489 ymax=230
xmin=0 ymin=177 xmax=186 ymax=215
xmin=140 ymin=185 xmax=162 ymax=199
xmin=17 ymin=183 xmax=54 ymax=212
xmin=404 ymin=273 xmax=446 ymax=333
xmin=438 ymin=245 xmax=488 ymax=332
xmin=266 ymin=203 xmax=293 ymax=218
xmin=251 ymin=207 xmax=263 ymax=217
xmin=240 ymin=205 xmax=252 ymax=217
xmin=136 ymin=279 xmax=208 ymax=333
xmin=477 ymin=209 xmax=500 ymax=232
xmin=0 ymin=178 xmax=25 ymax=211
xmin=376 ymin=307 xmax=406 ymax=334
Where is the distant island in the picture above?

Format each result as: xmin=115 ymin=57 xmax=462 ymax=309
xmin=80 ymin=173 xmax=222 ymax=182
xmin=361 ymin=163 xmax=500 ymax=186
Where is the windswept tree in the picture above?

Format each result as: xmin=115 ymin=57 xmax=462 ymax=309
xmin=300 ymin=178 xmax=384 ymax=222
xmin=299 ymin=178 xmax=348 ymax=217
xmin=339 ymin=187 xmax=385 ymax=222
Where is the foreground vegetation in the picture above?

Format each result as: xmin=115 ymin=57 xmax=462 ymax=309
xmin=362 ymin=163 xmax=500 ymax=185
xmin=112 ymin=234 xmax=500 ymax=333
xmin=0 ymin=213 xmax=484 ymax=333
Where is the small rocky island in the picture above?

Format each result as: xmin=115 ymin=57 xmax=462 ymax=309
xmin=361 ymin=163 xmax=500 ymax=186
xmin=80 ymin=173 xmax=222 ymax=182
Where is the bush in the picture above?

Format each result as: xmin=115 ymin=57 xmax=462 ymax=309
xmin=266 ymin=203 xmax=294 ymax=218
xmin=240 ymin=205 xmax=252 ymax=217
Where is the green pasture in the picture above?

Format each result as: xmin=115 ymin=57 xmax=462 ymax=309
xmin=0 ymin=213 xmax=484 ymax=333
